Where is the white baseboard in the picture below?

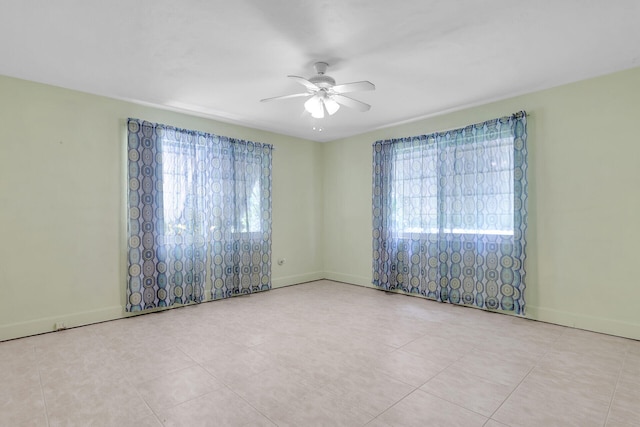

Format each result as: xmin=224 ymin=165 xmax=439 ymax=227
xmin=0 ymin=305 xmax=124 ymax=342
xmin=323 ymin=272 xmax=640 ymax=341
xmin=323 ymin=271 xmax=372 ymax=288
xmin=271 ymin=271 xmax=325 ymax=289
xmin=4 ymin=274 xmax=639 ymax=343
xmin=525 ymin=305 xmax=640 ymax=341
xmin=0 ymin=273 xmax=325 ymax=342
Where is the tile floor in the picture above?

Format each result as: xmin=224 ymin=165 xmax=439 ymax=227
xmin=1 ymin=280 xmax=639 ymax=426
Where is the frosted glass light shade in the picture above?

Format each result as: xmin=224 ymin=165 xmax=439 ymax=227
xmin=304 ymin=96 xmax=324 ymax=119
xmin=324 ymin=97 xmax=340 ymax=115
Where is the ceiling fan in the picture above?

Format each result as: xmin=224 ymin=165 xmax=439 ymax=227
xmin=260 ymin=62 xmax=375 ymax=119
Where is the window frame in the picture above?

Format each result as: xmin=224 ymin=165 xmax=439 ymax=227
xmin=388 ymin=133 xmax=516 ymax=239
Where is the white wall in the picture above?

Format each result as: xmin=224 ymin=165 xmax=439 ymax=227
xmin=0 ymin=75 xmax=324 ymax=341
xmin=322 ymin=66 xmax=640 ymax=340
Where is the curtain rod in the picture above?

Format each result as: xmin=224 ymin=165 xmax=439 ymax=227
xmin=372 ymin=110 xmax=528 ymax=145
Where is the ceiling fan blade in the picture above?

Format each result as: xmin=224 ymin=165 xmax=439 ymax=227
xmin=260 ymin=92 xmax=311 ymax=103
xmin=288 ymin=75 xmax=320 ymax=91
xmin=331 ymin=80 xmax=375 ymax=94
xmin=332 ymin=94 xmax=371 ymax=112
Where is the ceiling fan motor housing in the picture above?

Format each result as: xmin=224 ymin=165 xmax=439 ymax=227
xmin=309 ymin=75 xmax=336 ymax=88
xmin=309 ymin=62 xmax=335 ymax=88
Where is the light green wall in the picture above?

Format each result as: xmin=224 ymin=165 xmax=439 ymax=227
xmin=0 ymin=75 xmax=324 ymax=341
xmin=323 ymin=66 xmax=640 ymax=340
xmin=3 ymin=66 xmax=640 ymax=342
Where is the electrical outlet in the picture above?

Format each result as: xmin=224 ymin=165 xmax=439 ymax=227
xmin=55 ymin=322 xmax=67 ymax=331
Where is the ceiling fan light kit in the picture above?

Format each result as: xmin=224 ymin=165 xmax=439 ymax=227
xmin=261 ymin=62 xmax=375 ymax=120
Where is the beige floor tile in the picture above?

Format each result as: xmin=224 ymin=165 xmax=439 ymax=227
xmin=554 ymin=328 xmax=630 ymax=359
xmin=100 ymin=333 xmax=177 ymax=361
xmin=608 ymin=399 xmax=640 ymax=426
xmin=0 ymin=381 xmax=47 ymax=427
xmin=399 ymin=334 xmax=475 ymax=363
xmin=493 ymin=374 xmax=610 ymax=427
xmin=226 ymin=365 xmax=319 ymax=418
xmin=175 ymin=333 xmax=248 ymax=364
xmin=622 ymin=352 xmax=640 ymax=380
xmin=33 ymin=325 xmax=103 ymax=349
xmin=251 ymin=333 xmax=321 ymax=358
xmin=270 ymin=344 xmax=361 ymax=387
xmin=0 ymin=349 xmax=43 ymax=427
xmin=222 ymin=327 xmax=286 ymax=348
xmin=616 ymin=376 xmax=640 ymax=398
xmin=0 ymin=359 xmax=41 ymax=392
xmin=538 ymin=348 xmax=623 ymax=381
xmin=524 ymin=365 xmax=617 ymax=403
xmin=118 ymin=345 xmax=196 ymax=383
xmin=448 ymin=347 xmax=535 ymax=388
xmin=365 ymin=418 xmax=394 ymax=427
xmin=159 ymin=387 xmax=276 ymax=427
xmin=627 ymin=340 xmax=640 ymax=356
xmin=363 ymin=349 xmax=444 ymax=387
xmin=136 ymin=365 xmax=225 ymax=413
xmin=420 ymin=367 xmax=515 ymax=416
xmin=268 ymin=387 xmax=374 ymax=427
xmin=45 ymin=376 xmax=152 ymax=427
xmin=200 ymin=346 xmax=276 ymax=385
xmin=1 ymin=281 xmax=638 ymax=427
xmin=118 ymin=414 xmax=164 ymax=427
xmin=324 ymin=332 xmax=400 ymax=356
xmin=39 ymin=348 xmax=125 ymax=386
xmin=321 ymin=366 xmax=415 ymax=417
xmin=606 ymin=422 xmax=640 ymax=427
xmin=471 ymin=332 xmax=556 ymax=360
xmin=378 ymin=389 xmax=487 ymax=426
xmin=608 ymin=378 xmax=640 ymax=426
xmin=364 ymin=326 xmax=429 ymax=349
xmin=0 ymin=338 xmax=37 ymax=373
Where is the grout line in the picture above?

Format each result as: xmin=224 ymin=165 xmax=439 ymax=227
xmin=483 ymin=361 xmax=537 ymax=423
xmin=603 ymin=343 xmax=629 ymax=427
xmin=379 ymin=346 xmax=491 ymax=421
xmin=365 ymin=384 xmax=422 ymax=426
xmin=132 ymin=386 xmax=159 ymax=425
xmin=221 ymin=383 xmax=282 ymax=427
xmin=35 ymin=345 xmax=51 ymax=427
xmin=484 ymin=322 xmax=567 ymax=423
xmin=416 ymin=386 xmax=498 ymax=421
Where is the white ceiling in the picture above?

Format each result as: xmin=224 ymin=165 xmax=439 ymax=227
xmin=1 ymin=1 xmax=639 ymax=142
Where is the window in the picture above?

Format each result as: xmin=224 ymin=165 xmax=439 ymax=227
xmin=126 ymin=119 xmax=273 ymax=311
xmin=160 ymin=141 xmax=264 ymax=237
xmin=372 ymin=112 xmax=528 ymax=313
xmin=391 ymin=134 xmax=515 ymax=236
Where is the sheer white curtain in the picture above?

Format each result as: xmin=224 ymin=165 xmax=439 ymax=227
xmin=372 ymin=112 xmax=528 ymax=313
xmin=126 ymin=119 xmax=273 ymax=311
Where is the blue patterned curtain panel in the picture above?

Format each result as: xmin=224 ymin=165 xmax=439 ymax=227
xmin=372 ymin=112 xmax=528 ymax=314
xmin=126 ymin=119 xmax=273 ymax=312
